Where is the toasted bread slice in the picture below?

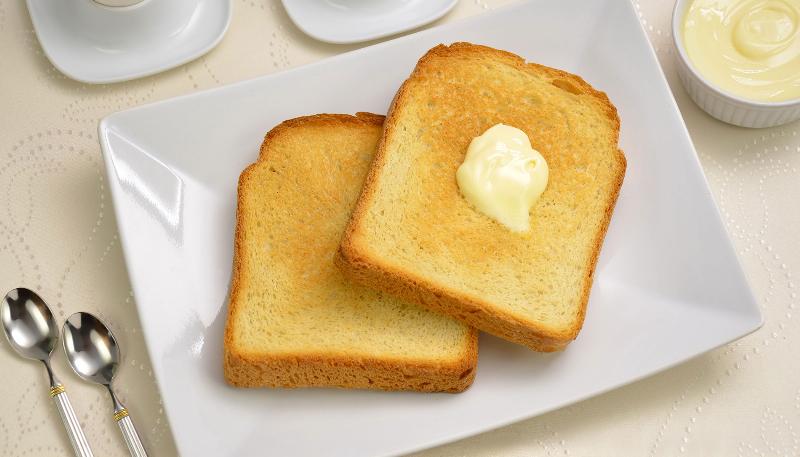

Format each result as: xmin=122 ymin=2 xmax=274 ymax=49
xmin=338 ymin=43 xmax=626 ymax=351
xmin=224 ymin=113 xmax=478 ymax=392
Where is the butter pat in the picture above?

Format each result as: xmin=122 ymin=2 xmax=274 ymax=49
xmin=456 ymin=124 xmax=548 ymax=232
xmin=683 ymin=0 xmax=800 ymax=102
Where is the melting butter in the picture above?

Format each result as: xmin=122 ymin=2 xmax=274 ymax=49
xmin=456 ymin=124 xmax=549 ymax=232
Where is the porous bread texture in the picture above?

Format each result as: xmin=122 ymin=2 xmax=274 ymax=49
xmin=339 ymin=43 xmax=626 ymax=351
xmin=224 ymin=112 xmax=478 ymax=392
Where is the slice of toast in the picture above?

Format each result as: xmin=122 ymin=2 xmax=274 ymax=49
xmin=224 ymin=113 xmax=478 ymax=392
xmin=338 ymin=43 xmax=626 ymax=351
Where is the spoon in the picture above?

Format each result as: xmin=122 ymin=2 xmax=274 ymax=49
xmin=1 ymin=288 xmax=94 ymax=457
xmin=62 ymin=312 xmax=148 ymax=457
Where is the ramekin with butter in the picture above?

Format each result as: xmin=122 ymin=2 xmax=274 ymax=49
xmin=673 ymin=0 xmax=800 ymax=127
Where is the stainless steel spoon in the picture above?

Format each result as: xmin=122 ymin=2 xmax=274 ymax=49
xmin=1 ymin=288 xmax=94 ymax=457
xmin=62 ymin=312 xmax=148 ymax=457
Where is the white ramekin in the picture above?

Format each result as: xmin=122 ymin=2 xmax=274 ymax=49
xmin=672 ymin=0 xmax=800 ymax=128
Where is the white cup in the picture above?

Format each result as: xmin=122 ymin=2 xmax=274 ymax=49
xmin=54 ymin=0 xmax=197 ymax=48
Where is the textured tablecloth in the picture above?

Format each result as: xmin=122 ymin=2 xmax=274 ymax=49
xmin=1 ymin=0 xmax=798 ymax=455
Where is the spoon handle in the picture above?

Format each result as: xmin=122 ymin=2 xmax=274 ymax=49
xmin=114 ymin=408 xmax=148 ymax=457
xmin=50 ymin=384 xmax=95 ymax=457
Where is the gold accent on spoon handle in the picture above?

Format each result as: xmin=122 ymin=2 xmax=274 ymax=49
xmin=49 ymin=384 xmax=66 ymax=397
xmin=113 ymin=408 xmax=129 ymax=422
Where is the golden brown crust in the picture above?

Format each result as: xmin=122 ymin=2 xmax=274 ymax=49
xmin=225 ymin=339 xmax=477 ymax=392
xmin=257 ymin=112 xmax=385 ymax=160
xmin=570 ymin=149 xmax=626 ymax=347
xmin=335 ymin=248 xmax=567 ymax=351
xmin=224 ymin=113 xmax=478 ymax=392
xmin=339 ymin=43 xmax=626 ymax=351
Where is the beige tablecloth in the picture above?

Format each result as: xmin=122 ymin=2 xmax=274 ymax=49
xmin=1 ymin=0 xmax=798 ymax=455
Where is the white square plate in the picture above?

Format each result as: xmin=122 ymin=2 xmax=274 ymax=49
xmin=99 ymin=0 xmax=763 ymax=455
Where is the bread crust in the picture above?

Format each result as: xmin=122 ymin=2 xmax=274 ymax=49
xmin=224 ymin=113 xmax=478 ymax=392
xmin=339 ymin=43 xmax=626 ymax=351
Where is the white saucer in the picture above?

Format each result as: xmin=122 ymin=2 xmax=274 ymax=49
xmin=26 ymin=0 xmax=231 ymax=84
xmin=282 ymin=0 xmax=458 ymax=44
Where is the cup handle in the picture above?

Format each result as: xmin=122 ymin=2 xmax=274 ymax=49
xmin=50 ymin=384 xmax=95 ymax=457
xmin=114 ymin=407 xmax=148 ymax=457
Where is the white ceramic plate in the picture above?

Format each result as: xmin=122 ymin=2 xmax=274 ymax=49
xmin=99 ymin=0 xmax=763 ymax=455
xmin=26 ymin=0 xmax=231 ymax=84
xmin=281 ymin=0 xmax=457 ymax=44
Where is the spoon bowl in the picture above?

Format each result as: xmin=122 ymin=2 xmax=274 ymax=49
xmin=63 ymin=312 xmax=120 ymax=386
xmin=1 ymin=287 xmax=59 ymax=361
